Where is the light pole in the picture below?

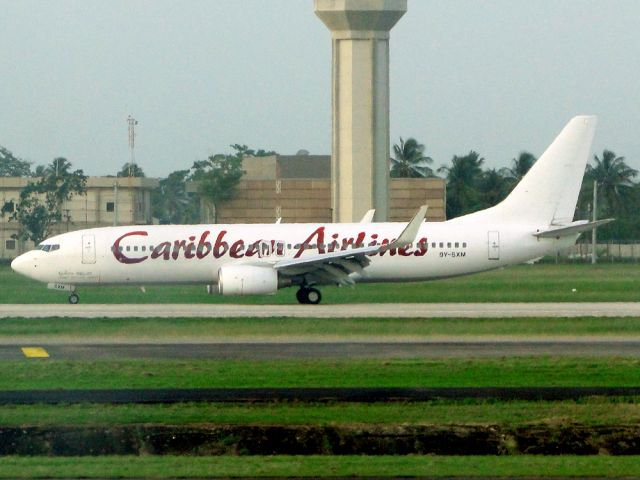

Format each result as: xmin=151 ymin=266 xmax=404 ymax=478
xmin=591 ymin=180 xmax=598 ymax=264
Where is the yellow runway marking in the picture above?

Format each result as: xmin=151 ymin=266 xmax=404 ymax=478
xmin=21 ymin=347 xmax=50 ymax=358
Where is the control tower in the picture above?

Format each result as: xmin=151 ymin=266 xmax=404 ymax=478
xmin=315 ymin=0 xmax=407 ymax=222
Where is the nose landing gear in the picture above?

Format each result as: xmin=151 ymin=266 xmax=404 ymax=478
xmin=296 ymin=286 xmax=322 ymax=305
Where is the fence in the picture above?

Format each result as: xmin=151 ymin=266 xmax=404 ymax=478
xmin=562 ymin=240 xmax=640 ymax=263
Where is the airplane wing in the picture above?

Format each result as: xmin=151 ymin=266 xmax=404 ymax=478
xmin=274 ymin=206 xmax=427 ymax=285
xmin=534 ymin=219 xmax=614 ymax=238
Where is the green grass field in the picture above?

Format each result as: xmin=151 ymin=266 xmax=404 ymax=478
xmin=2 ymin=358 xmax=639 ymax=389
xmin=1 ymin=455 xmax=640 ymax=478
xmin=2 ymin=262 xmax=640 ymax=303
xmin=0 ymin=398 xmax=639 ymax=427
xmin=2 ymin=316 xmax=640 ymax=341
xmin=2 ymin=263 xmax=640 ymax=478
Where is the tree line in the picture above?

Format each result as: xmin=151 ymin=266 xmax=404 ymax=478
xmin=1 ymin=138 xmax=638 ymax=245
xmin=390 ymin=137 xmax=638 ymax=241
xmin=0 ymin=144 xmax=273 ymax=245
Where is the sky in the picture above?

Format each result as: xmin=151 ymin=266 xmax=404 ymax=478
xmin=1 ymin=0 xmax=639 ymax=177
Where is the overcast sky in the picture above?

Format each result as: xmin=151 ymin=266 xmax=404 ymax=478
xmin=1 ymin=0 xmax=638 ymax=177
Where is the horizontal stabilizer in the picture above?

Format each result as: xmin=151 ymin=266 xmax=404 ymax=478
xmin=534 ymin=219 xmax=614 ymax=238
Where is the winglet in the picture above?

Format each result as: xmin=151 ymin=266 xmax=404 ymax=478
xmin=382 ymin=205 xmax=428 ymax=251
xmin=359 ymin=209 xmax=375 ymax=223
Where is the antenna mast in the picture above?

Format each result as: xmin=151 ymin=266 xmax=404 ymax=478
xmin=127 ymin=115 xmax=138 ymax=177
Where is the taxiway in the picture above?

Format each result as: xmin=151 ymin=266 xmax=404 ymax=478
xmin=2 ymin=302 xmax=640 ymax=318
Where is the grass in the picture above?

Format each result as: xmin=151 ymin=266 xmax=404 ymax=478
xmin=1 ymin=398 xmax=640 ymax=427
xmin=2 ymin=358 xmax=640 ymax=389
xmin=2 ymin=455 xmax=640 ymax=478
xmin=3 ymin=316 xmax=640 ymax=340
xmin=2 ymin=262 xmax=640 ymax=304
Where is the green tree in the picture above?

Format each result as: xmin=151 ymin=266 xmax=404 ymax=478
xmin=117 ymin=162 xmax=145 ymax=177
xmin=478 ymin=168 xmax=510 ymax=208
xmin=229 ymin=144 xmax=277 ymax=158
xmin=152 ymin=169 xmax=198 ymax=224
xmin=191 ymin=152 xmax=245 ymax=224
xmin=390 ymin=137 xmax=434 ymax=178
xmin=501 ymin=151 xmax=536 ymax=182
xmin=585 ymin=150 xmax=637 ymax=216
xmin=438 ymin=151 xmax=485 ymax=219
xmin=5 ymin=158 xmax=87 ymax=244
xmin=0 ymin=146 xmax=31 ymax=177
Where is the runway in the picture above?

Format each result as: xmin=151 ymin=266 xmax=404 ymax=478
xmin=5 ymin=341 xmax=640 ymax=359
xmin=2 ymin=302 xmax=640 ymax=318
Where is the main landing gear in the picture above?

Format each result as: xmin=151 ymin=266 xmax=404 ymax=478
xmin=68 ymin=293 xmax=79 ymax=304
xmin=296 ymin=286 xmax=322 ymax=305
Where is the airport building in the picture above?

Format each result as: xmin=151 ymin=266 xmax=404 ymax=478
xmin=195 ymin=154 xmax=446 ymax=225
xmin=1 ymin=156 xmax=446 ymax=260
xmin=0 ymin=176 xmax=158 ymax=259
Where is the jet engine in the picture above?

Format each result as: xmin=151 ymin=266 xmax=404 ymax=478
xmin=217 ymin=265 xmax=278 ymax=296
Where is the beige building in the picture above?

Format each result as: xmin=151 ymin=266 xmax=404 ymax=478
xmin=200 ymin=155 xmax=445 ymax=224
xmin=0 ymin=176 xmax=158 ymax=258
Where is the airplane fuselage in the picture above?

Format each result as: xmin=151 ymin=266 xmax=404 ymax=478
xmin=12 ymin=219 xmax=573 ymax=287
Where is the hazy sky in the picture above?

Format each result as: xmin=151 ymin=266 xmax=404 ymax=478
xmin=1 ymin=0 xmax=638 ymax=177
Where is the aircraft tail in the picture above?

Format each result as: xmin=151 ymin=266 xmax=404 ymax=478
xmin=493 ymin=115 xmax=597 ymax=225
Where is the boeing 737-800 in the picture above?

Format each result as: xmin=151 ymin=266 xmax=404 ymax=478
xmin=11 ymin=116 xmax=609 ymax=304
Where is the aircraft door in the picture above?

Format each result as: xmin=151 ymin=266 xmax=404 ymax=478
xmin=82 ymin=234 xmax=96 ymax=264
xmin=487 ymin=231 xmax=500 ymax=260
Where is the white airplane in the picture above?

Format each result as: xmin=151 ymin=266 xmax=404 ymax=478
xmin=11 ymin=116 xmax=610 ymax=304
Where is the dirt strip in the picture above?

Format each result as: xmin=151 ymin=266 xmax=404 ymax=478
xmin=1 ymin=387 xmax=640 ymax=404
xmin=1 ymin=424 xmax=639 ymax=456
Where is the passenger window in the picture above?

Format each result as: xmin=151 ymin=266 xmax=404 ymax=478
xmin=431 ymin=242 xmax=436 ymax=248
xmin=463 ymin=242 xmax=467 ymax=248
xmin=134 ymin=246 xmax=138 ymax=252
xmin=126 ymin=246 xmax=130 ymax=252
xmin=439 ymin=242 xmax=443 ymax=248
xmin=142 ymin=246 xmax=146 ymax=252
xmin=455 ymin=242 xmax=459 ymax=248
xmin=447 ymin=242 xmax=452 ymax=248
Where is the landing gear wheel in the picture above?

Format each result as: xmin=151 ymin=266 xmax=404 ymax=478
xmin=306 ymin=287 xmax=321 ymax=305
xmin=68 ymin=293 xmax=79 ymax=304
xmin=296 ymin=287 xmax=322 ymax=305
xmin=296 ymin=288 xmax=307 ymax=304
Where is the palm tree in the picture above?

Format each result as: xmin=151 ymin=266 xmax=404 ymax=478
xmin=46 ymin=157 xmax=72 ymax=177
xmin=438 ymin=151 xmax=484 ymax=219
xmin=586 ymin=150 xmax=637 ymax=216
xmin=479 ymin=168 xmax=510 ymax=208
xmin=152 ymin=169 xmax=198 ymax=224
xmin=390 ymin=137 xmax=434 ymax=178
xmin=501 ymin=152 xmax=536 ymax=183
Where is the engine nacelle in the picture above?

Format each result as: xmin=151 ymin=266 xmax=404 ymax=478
xmin=217 ymin=265 xmax=278 ymax=296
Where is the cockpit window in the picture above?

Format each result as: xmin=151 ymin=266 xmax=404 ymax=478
xmin=36 ymin=244 xmax=60 ymax=252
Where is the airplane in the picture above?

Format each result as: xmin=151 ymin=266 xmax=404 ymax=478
xmin=11 ymin=115 xmax=611 ymax=304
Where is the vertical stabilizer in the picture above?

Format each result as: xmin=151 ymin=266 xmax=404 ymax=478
xmin=494 ymin=115 xmax=597 ymax=225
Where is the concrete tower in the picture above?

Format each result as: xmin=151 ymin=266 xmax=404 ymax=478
xmin=315 ymin=0 xmax=407 ymax=222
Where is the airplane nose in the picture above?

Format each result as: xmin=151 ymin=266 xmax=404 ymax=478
xmin=11 ymin=252 xmax=33 ymax=278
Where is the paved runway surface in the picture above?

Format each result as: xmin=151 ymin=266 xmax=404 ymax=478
xmin=5 ymin=341 xmax=640 ymax=359
xmin=2 ymin=302 xmax=640 ymax=318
